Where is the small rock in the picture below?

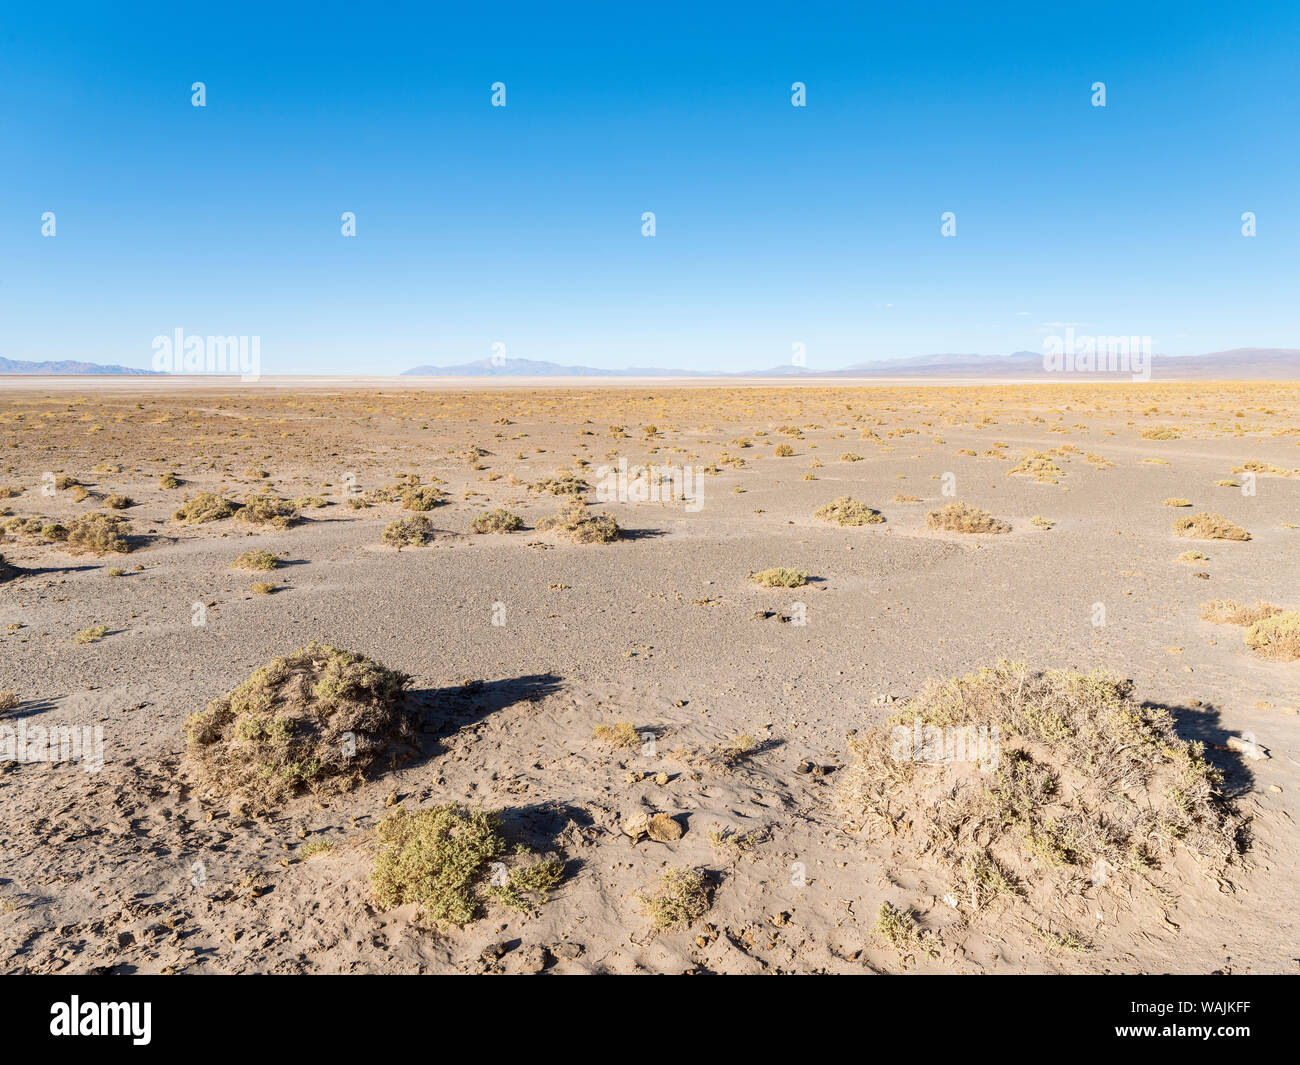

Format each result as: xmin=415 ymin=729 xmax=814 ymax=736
xmin=621 ymin=813 xmax=651 ymax=841
xmin=481 ymin=941 xmax=510 ymax=961
xmin=518 ymin=946 xmax=549 ymax=973
xmin=553 ymin=942 xmax=583 ymax=960
xmin=1226 ymin=736 xmax=1269 ymax=760
xmin=647 ymin=813 xmax=683 ymax=842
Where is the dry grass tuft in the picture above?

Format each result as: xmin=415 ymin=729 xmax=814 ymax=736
xmin=1232 ymin=461 xmax=1299 ymax=479
xmin=592 ymin=721 xmax=640 ymax=748
xmin=925 ymin=501 xmax=1011 ymax=534
xmin=1173 ymin=512 xmax=1250 ymax=541
xmin=528 ymin=472 xmax=589 ymax=496
xmin=233 ymin=550 xmax=280 ymax=571
xmin=814 ymin=497 xmax=884 ymax=526
xmin=749 ymin=567 xmax=808 ymax=588
xmin=1199 ymin=599 xmax=1281 ymax=626
xmin=874 ymin=902 xmax=938 ymax=961
xmin=638 ymin=867 xmax=711 ymax=932
xmin=1007 ymin=452 xmax=1064 ymax=482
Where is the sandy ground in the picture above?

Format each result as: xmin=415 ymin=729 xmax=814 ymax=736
xmin=1 ymin=380 xmax=1298 ymax=974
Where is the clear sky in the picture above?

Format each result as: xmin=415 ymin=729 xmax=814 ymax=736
xmin=2 ymin=1 xmax=1297 ymax=374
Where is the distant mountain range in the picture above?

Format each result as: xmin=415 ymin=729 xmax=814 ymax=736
xmin=401 ymin=357 xmax=710 ymax=377
xmin=0 ymin=356 xmax=162 ymax=375
xmin=2 ymin=348 xmax=1296 ymax=379
xmin=403 ymin=348 xmax=1300 ymax=380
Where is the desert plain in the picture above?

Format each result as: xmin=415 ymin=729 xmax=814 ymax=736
xmin=0 ymin=378 xmax=1297 ymax=974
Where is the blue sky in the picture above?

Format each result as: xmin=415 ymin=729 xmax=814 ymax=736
xmin=2 ymin=1 xmax=1297 ymax=374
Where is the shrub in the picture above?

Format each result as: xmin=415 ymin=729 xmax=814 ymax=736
xmin=103 ymin=494 xmax=133 ymax=509
xmin=233 ymin=550 xmax=279 ymax=571
xmin=1199 ymin=599 xmax=1280 ymax=626
xmin=184 ymin=643 xmax=414 ymax=811
xmin=528 ymin=472 xmax=589 ymax=496
xmin=66 ymin=513 xmax=131 ymax=554
xmin=874 ymin=902 xmax=937 ymax=959
xmin=236 ymin=493 xmax=300 ymax=529
xmin=1164 ymin=498 xmax=1192 ymax=508
xmin=814 ymin=497 xmax=884 ymax=526
xmin=839 ymin=661 xmax=1241 ymax=947
xmin=638 ymin=867 xmax=711 ymax=932
xmin=251 ymin=581 xmax=277 ymax=595
xmin=159 ymin=472 xmax=182 ymax=489
xmin=537 ymin=502 xmax=620 ymax=544
xmin=925 ymin=502 xmax=1011 ymax=534
xmin=401 ymin=485 xmax=446 ymax=511
xmin=592 ymin=721 xmax=639 ymax=748
xmin=174 ymin=493 xmax=239 ymax=524
xmin=371 ymin=803 xmax=563 ymax=925
xmin=750 ymin=567 xmax=807 ymax=588
xmin=1172 ymin=512 xmax=1250 ymax=541
xmin=773 ymin=443 xmax=795 ymax=457
xmin=382 ymin=515 xmax=433 ymax=549
xmin=1006 ymin=452 xmax=1064 ymax=481
xmin=1243 ymin=611 xmax=1300 ymax=661
xmin=1232 ymin=462 xmax=1299 ymax=479
xmin=470 ymin=508 xmax=524 ymax=534
xmin=74 ymin=625 xmax=109 ymax=644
